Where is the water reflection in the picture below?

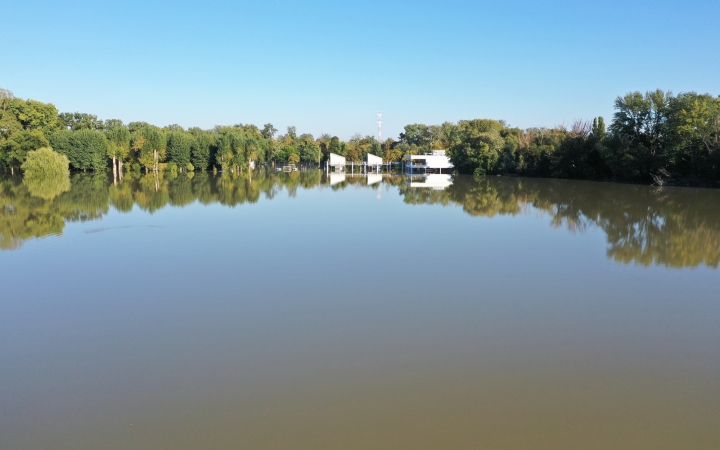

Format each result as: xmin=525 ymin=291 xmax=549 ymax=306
xmin=1 ymin=171 xmax=718 ymax=268
xmin=23 ymin=172 xmax=71 ymax=201
xmin=407 ymin=173 xmax=454 ymax=190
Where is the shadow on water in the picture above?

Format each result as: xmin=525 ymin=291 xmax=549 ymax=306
xmin=1 ymin=170 xmax=719 ymax=268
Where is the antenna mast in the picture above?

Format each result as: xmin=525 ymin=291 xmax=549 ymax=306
xmin=377 ymin=111 xmax=383 ymax=142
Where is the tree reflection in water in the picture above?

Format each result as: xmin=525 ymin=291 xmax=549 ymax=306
xmin=1 ymin=171 xmax=718 ymax=268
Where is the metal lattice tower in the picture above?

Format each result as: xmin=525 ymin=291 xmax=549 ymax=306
xmin=377 ymin=111 xmax=383 ymax=142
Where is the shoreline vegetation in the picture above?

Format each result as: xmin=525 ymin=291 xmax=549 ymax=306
xmin=1 ymin=88 xmax=719 ymax=186
xmin=1 ymin=170 xmax=719 ymax=269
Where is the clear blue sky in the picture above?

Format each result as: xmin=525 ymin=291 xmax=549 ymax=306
xmin=2 ymin=0 xmax=718 ymax=139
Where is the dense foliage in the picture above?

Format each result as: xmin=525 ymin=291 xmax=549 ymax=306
xmin=1 ymin=87 xmax=718 ymax=184
xmin=397 ymin=90 xmax=719 ymax=185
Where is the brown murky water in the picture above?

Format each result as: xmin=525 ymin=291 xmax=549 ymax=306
xmin=1 ymin=171 xmax=719 ymax=449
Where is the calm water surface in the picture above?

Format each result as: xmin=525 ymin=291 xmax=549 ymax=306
xmin=1 ymin=171 xmax=719 ymax=449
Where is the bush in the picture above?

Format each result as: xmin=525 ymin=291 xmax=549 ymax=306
xmin=166 ymin=161 xmax=178 ymax=176
xmin=21 ymin=147 xmax=70 ymax=176
xmin=21 ymin=147 xmax=71 ymax=200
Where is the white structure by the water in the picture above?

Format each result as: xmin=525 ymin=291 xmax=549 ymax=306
xmin=328 ymin=153 xmax=346 ymax=171
xmin=366 ymin=153 xmax=382 ymax=167
xmin=408 ymin=174 xmax=453 ymax=190
xmin=404 ymin=150 xmax=454 ymax=174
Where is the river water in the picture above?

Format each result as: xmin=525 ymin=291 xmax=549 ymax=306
xmin=1 ymin=171 xmax=719 ymax=449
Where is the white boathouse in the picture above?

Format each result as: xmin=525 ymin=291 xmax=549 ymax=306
xmin=328 ymin=153 xmax=346 ymax=172
xmin=366 ymin=153 xmax=383 ymax=172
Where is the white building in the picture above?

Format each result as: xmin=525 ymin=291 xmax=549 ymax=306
xmin=366 ymin=153 xmax=382 ymax=167
xmin=404 ymin=150 xmax=454 ymax=174
xmin=328 ymin=153 xmax=346 ymax=172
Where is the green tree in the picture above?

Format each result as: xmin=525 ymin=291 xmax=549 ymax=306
xmin=21 ymin=148 xmax=71 ymax=200
xmin=449 ymin=119 xmax=505 ymax=175
xmin=57 ymin=129 xmax=109 ymax=171
xmin=167 ymin=131 xmax=194 ymax=169
xmin=261 ymin=123 xmax=277 ymax=140
xmin=0 ymin=88 xmax=14 ymax=111
xmin=2 ymin=129 xmax=50 ymax=170
xmin=610 ymin=90 xmax=670 ymax=156
xmin=328 ymin=136 xmax=342 ymax=156
xmin=58 ymin=112 xmax=104 ymax=131
xmin=132 ymin=126 xmax=166 ymax=172
xmin=592 ymin=117 xmax=606 ymax=139
xmin=399 ymin=124 xmax=431 ymax=149
xmin=277 ymin=144 xmax=302 ymax=163
xmin=48 ymin=130 xmax=72 ymax=161
xmin=8 ymin=99 xmax=59 ymax=134
xmin=0 ymin=89 xmax=22 ymax=145
xmin=106 ymin=126 xmax=131 ymax=177
xmin=188 ymin=128 xmax=216 ymax=170
xmin=215 ymin=128 xmax=246 ymax=172
xmin=286 ymin=126 xmax=297 ymax=140
xmin=298 ymin=138 xmax=321 ymax=164
xmin=665 ymin=92 xmax=720 ymax=177
xmin=607 ymin=90 xmax=671 ymax=179
xmin=104 ymin=119 xmax=124 ymax=129
xmin=550 ymin=120 xmax=609 ymax=179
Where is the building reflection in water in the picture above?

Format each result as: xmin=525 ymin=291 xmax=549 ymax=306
xmin=406 ymin=173 xmax=453 ymax=190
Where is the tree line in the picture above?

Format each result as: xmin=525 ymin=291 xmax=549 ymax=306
xmin=1 ymin=87 xmax=719 ymax=185
xmin=398 ymin=90 xmax=720 ymax=185
xmin=0 ymin=87 xmax=374 ymax=178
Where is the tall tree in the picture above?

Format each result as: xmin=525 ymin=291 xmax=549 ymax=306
xmin=1 ymin=130 xmax=50 ymax=173
xmin=8 ymin=99 xmax=59 ymax=134
xmin=64 ymin=130 xmax=109 ymax=171
xmin=592 ymin=117 xmax=606 ymax=139
xmin=286 ymin=126 xmax=297 ymax=140
xmin=188 ymin=128 xmax=216 ymax=171
xmin=448 ymin=120 xmax=506 ymax=175
xmin=665 ymin=92 xmax=720 ymax=177
xmin=132 ymin=126 xmax=166 ymax=172
xmin=167 ymin=131 xmax=194 ymax=169
xmin=0 ymin=89 xmax=21 ymax=143
xmin=328 ymin=136 xmax=342 ymax=156
xmin=608 ymin=90 xmax=672 ymax=179
xmin=298 ymin=138 xmax=321 ymax=164
xmin=399 ymin=124 xmax=431 ymax=148
xmin=106 ymin=126 xmax=131 ymax=179
xmin=261 ymin=123 xmax=277 ymax=140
